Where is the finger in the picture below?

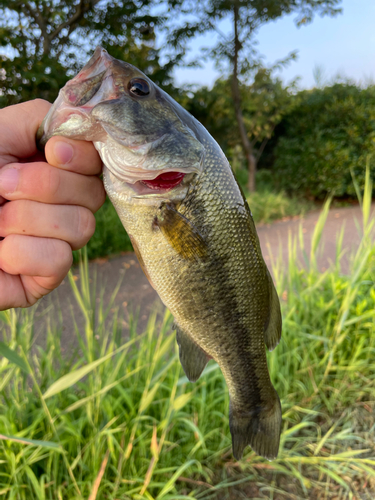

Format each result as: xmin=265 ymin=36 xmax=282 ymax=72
xmin=0 ymin=235 xmax=72 ymax=308
xmin=0 ymin=200 xmax=96 ymax=250
xmin=0 ymin=99 xmax=51 ymax=167
xmin=0 ymin=163 xmax=106 ymax=213
xmin=45 ymin=136 xmax=103 ymax=175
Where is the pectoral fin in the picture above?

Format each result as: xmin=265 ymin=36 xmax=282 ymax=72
xmin=154 ymin=203 xmax=207 ymax=261
xmin=264 ymin=269 xmax=282 ymax=351
xmin=174 ymin=324 xmax=210 ymax=382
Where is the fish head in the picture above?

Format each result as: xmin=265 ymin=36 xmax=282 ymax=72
xmin=37 ymin=46 xmax=205 ymax=205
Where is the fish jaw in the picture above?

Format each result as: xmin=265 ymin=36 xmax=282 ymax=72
xmin=37 ymin=47 xmax=116 ymax=145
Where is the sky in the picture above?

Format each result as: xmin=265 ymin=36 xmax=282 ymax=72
xmin=173 ymin=0 xmax=375 ymax=90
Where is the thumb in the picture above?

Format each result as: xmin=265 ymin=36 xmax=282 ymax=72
xmin=0 ymin=99 xmax=51 ymax=168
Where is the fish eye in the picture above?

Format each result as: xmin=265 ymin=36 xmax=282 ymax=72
xmin=128 ymin=78 xmax=150 ymax=97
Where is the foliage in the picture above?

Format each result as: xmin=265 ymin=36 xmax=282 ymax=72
xmin=185 ymin=71 xmax=296 ymax=160
xmin=0 ymin=0 xmax=175 ymax=106
xmin=271 ymin=84 xmax=375 ymax=198
xmin=247 ymin=189 xmax=313 ymax=224
xmin=168 ymin=0 xmax=342 ymax=71
xmin=1 ymin=176 xmax=375 ymax=498
xmin=168 ymin=0 xmax=342 ymax=191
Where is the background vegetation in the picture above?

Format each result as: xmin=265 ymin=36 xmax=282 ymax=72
xmin=2 ymin=0 xmax=375 ymax=261
xmin=1 ymin=186 xmax=375 ymax=499
xmin=2 ymin=2 xmax=375 ymax=498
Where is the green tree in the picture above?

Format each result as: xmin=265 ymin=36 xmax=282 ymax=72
xmin=185 ymin=68 xmax=296 ymax=191
xmin=169 ymin=0 xmax=342 ymax=191
xmin=271 ymin=83 xmax=375 ymax=198
xmin=0 ymin=0 xmax=175 ymax=106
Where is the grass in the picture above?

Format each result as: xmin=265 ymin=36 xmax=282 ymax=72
xmin=236 ymin=166 xmax=314 ymax=225
xmin=247 ymin=189 xmax=313 ymax=225
xmin=0 ymin=170 xmax=375 ymax=499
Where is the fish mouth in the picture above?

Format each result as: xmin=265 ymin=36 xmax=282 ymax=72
xmin=140 ymin=171 xmax=185 ymax=190
xmin=126 ymin=170 xmax=190 ymax=197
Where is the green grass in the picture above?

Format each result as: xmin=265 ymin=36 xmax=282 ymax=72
xmin=0 ymin=170 xmax=375 ymax=499
xmin=247 ymin=189 xmax=313 ymax=225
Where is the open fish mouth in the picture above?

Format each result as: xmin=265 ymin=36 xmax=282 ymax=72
xmin=121 ymin=170 xmax=192 ymax=197
xmin=140 ymin=171 xmax=185 ymax=190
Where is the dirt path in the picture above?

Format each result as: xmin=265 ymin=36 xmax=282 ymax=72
xmin=32 ymin=204 xmax=371 ymax=350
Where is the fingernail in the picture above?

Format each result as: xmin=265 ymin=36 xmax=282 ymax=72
xmin=0 ymin=168 xmax=19 ymax=194
xmin=54 ymin=141 xmax=74 ymax=165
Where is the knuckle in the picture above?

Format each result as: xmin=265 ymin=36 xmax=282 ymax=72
xmin=92 ymin=178 xmax=106 ymax=211
xmin=1 ymin=201 xmax=21 ymax=231
xmin=44 ymin=167 xmax=61 ymax=199
xmin=75 ymin=207 xmax=96 ymax=247
xmin=51 ymin=239 xmax=73 ymax=276
xmin=33 ymin=98 xmax=50 ymax=107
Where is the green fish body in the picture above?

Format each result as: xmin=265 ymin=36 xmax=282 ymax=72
xmin=38 ymin=47 xmax=282 ymax=460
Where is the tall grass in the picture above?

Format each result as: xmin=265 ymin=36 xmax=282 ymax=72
xmin=247 ymin=189 xmax=313 ymax=225
xmin=0 ymin=171 xmax=374 ymax=499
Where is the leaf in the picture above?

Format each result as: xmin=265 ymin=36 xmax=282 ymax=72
xmin=0 ymin=341 xmax=29 ymax=373
xmin=172 ymin=393 xmax=193 ymax=412
xmin=0 ymin=434 xmax=61 ymax=450
xmin=43 ymin=333 xmax=145 ymax=398
xmin=63 ymin=365 xmax=145 ymax=413
xmin=139 ymin=382 xmax=161 ymax=413
xmin=25 ymin=465 xmax=45 ymax=500
xmin=282 ymin=421 xmax=313 ymax=438
xmin=156 ymin=460 xmax=198 ymax=499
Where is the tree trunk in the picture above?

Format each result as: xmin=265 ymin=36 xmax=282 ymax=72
xmin=231 ymin=2 xmax=256 ymax=192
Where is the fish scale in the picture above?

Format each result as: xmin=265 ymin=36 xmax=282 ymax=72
xmin=37 ymin=46 xmax=282 ymax=460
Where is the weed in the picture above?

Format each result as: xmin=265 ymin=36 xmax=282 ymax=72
xmin=0 ymin=169 xmax=374 ymax=499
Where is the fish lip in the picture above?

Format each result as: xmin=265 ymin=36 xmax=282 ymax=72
xmin=106 ymin=164 xmax=196 ymax=185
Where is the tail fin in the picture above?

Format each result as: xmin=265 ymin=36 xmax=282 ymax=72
xmin=229 ymin=391 xmax=282 ymax=460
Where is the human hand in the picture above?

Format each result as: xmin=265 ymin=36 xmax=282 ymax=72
xmin=0 ymin=99 xmax=105 ymax=309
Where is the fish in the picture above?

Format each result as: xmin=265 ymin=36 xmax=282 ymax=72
xmin=37 ymin=47 xmax=282 ymax=460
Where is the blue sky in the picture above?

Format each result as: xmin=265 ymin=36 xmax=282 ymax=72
xmin=173 ymin=0 xmax=375 ymax=89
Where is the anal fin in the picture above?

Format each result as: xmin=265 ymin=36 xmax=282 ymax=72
xmin=174 ymin=324 xmax=210 ymax=382
xmin=264 ymin=269 xmax=282 ymax=351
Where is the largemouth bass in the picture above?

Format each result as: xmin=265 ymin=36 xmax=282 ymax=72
xmin=37 ymin=47 xmax=282 ymax=460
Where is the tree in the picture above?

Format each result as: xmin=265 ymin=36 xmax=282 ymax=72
xmin=169 ymin=0 xmax=342 ymax=191
xmin=185 ymin=68 xmax=296 ymax=193
xmin=271 ymin=83 xmax=375 ymax=198
xmin=0 ymin=0 xmax=176 ymax=106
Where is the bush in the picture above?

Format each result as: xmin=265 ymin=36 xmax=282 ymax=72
xmin=271 ymin=84 xmax=375 ymax=198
